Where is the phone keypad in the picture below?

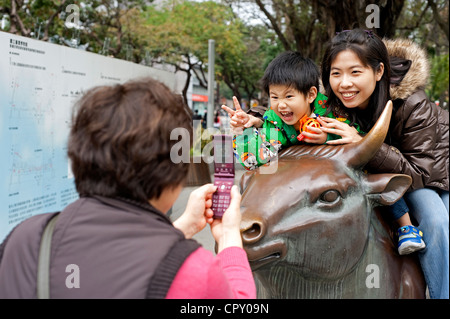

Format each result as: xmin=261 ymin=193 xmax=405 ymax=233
xmin=212 ymin=181 xmax=233 ymax=218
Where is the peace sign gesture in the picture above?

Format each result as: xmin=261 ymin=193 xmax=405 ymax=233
xmin=221 ymin=96 xmax=263 ymax=134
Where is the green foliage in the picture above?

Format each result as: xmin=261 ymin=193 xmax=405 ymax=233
xmin=141 ymin=0 xmax=266 ymax=102
xmin=1 ymin=0 xmax=446 ymax=103
xmin=426 ymin=53 xmax=449 ymax=104
xmin=143 ymin=1 xmax=245 ymax=68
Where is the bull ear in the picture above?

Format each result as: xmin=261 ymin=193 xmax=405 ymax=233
xmin=365 ymin=173 xmax=412 ymax=205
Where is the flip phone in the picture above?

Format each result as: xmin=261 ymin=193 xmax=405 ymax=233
xmin=211 ymin=134 xmax=235 ymax=218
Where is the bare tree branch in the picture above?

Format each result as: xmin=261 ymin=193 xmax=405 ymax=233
xmin=428 ymin=0 xmax=449 ymax=41
xmin=10 ymin=0 xmax=30 ymax=36
xmin=42 ymin=0 xmax=68 ymax=41
xmin=255 ymin=0 xmax=291 ymax=51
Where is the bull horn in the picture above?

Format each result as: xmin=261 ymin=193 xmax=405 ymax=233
xmin=341 ymin=100 xmax=393 ymax=169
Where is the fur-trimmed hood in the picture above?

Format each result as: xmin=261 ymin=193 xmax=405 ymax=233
xmin=383 ymin=38 xmax=430 ymax=100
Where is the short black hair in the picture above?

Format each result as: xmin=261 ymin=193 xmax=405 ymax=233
xmin=261 ymin=51 xmax=319 ymax=95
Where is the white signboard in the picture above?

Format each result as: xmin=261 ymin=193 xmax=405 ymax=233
xmin=0 ymin=31 xmax=176 ymax=240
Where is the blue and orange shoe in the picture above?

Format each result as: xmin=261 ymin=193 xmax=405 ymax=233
xmin=397 ymin=225 xmax=426 ymax=255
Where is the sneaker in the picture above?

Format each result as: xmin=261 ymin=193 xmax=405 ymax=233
xmin=397 ymin=225 xmax=426 ymax=255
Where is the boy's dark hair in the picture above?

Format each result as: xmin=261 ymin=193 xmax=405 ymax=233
xmin=260 ymin=51 xmax=319 ymax=96
xmin=68 ymin=77 xmax=192 ymax=203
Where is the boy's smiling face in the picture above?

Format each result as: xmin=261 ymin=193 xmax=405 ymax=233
xmin=269 ymin=84 xmax=317 ymax=130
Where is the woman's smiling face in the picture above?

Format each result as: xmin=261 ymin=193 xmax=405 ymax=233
xmin=329 ymin=49 xmax=384 ymax=110
xmin=269 ymin=84 xmax=317 ymax=130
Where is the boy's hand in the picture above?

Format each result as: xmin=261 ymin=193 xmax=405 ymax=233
xmin=298 ymin=126 xmax=328 ymax=144
xmin=298 ymin=117 xmax=327 ymax=144
xmin=222 ymin=96 xmax=263 ymax=134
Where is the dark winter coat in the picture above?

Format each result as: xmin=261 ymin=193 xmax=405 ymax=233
xmin=366 ymin=38 xmax=449 ymax=191
xmin=0 ymin=196 xmax=199 ymax=298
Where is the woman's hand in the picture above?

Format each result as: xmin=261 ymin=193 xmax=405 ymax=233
xmin=210 ymin=185 xmax=243 ymax=252
xmin=173 ymin=184 xmax=217 ymax=239
xmin=317 ymin=117 xmax=363 ymax=144
xmin=222 ymin=96 xmax=263 ymax=134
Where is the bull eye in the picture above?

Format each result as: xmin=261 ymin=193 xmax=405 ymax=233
xmin=318 ymin=189 xmax=342 ymax=207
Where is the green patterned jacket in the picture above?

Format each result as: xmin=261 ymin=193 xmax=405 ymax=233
xmin=233 ymin=92 xmax=364 ymax=170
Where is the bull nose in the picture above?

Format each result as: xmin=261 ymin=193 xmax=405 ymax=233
xmin=240 ymin=219 xmax=266 ymax=245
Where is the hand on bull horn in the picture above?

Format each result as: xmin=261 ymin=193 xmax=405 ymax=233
xmin=222 ymin=96 xmax=263 ymax=135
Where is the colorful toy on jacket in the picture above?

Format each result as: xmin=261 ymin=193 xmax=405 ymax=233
xmin=297 ymin=115 xmax=321 ymax=141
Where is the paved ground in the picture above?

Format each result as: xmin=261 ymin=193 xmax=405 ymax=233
xmin=168 ymin=165 xmax=246 ymax=253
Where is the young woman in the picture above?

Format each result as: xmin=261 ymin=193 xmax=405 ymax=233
xmin=319 ymin=29 xmax=449 ymax=299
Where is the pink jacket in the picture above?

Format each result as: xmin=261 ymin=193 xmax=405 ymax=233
xmin=167 ymin=246 xmax=256 ymax=299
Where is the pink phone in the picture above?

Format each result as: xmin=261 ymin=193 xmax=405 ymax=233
xmin=211 ymin=134 xmax=235 ymax=218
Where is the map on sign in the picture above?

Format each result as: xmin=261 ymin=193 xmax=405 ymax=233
xmin=0 ymin=31 xmax=176 ymax=241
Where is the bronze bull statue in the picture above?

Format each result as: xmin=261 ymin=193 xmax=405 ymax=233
xmin=239 ymin=101 xmax=426 ymax=298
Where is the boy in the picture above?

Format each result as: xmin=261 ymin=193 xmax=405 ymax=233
xmin=222 ymin=51 xmax=364 ymax=170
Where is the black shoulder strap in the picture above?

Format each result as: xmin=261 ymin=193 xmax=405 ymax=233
xmin=146 ymin=238 xmax=201 ymax=299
